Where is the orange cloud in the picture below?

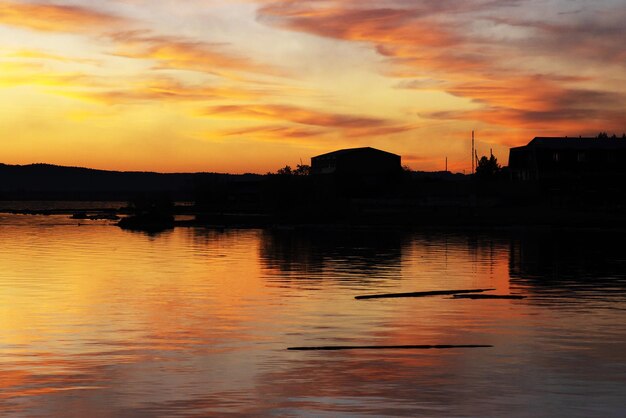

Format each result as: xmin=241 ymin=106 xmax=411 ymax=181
xmin=428 ymin=107 xmax=626 ymax=134
xmin=0 ymin=2 xmax=282 ymax=81
xmin=204 ymin=104 xmax=415 ymax=137
xmin=0 ymin=59 xmax=264 ymax=106
xmin=428 ymin=74 xmax=626 ymax=132
xmin=65 ymin=77 xmax=266 ymax=105
xmin=0 ymin=1 xmax=129 ymax=32
xmin=256 ymin=1 xmax=626 ymax=139
xmin=6 ymin=49 xmax=100 ymax=65
xmin=223 ymin=124 xmax=324 ymax=140
xmin=109 ymin=31 xmax=283 ymax=79
xmin=259 ymin=5 xmax=457 ymax=48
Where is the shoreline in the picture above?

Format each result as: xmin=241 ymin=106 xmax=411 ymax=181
xmin=3 ymin=206 xmax=626 ymax=233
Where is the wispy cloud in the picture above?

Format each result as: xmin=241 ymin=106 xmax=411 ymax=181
xmin=428 ymin=74 xmax=626 ymax=131
xmin=487 ymin=13 xmax=626 ymax=64
xmin=0 ymin=61 xmax=87 ymax=88
xmin=259 ymin=5 xmax=457 ymax=47
xmin=108 ymin=30 xmax=284 ymax=79
xmin=0 ymin=0 xmax=130 ymax=32
xmin=204 ymin=104 xmax=415 ymax=137
xmin=5 ymin=48 xmax=100 ymax=65
xmin=256 ymin=0 xmax=626 ymax=136
xmin=68 ymin=77 xmax=266 ymax=105
xmin=0 ymin=58 xmax=264 ymax=106
xmin=0 ymin=2 xmax=284 ymax=81
xmin=222 ymin=124 xmax=324 ymax=141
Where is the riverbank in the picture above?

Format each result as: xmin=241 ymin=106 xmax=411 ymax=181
xmin=3 ymin=200 xmax=626 ymax=232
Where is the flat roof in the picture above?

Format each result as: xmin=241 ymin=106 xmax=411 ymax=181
xmin=513 ymin=137 xmax=626 ymax=151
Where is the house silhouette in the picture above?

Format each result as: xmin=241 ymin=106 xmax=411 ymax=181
xmin=509 ymin=137 xmax=626 ymax=181
xmin=311 ymin=147 xmax=401 ymax=176
xmin=310 ymin=147 xmax=402 ymax=197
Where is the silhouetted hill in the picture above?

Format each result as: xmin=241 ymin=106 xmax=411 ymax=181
xmin=0 ymin=163 xmax=262 ymax=200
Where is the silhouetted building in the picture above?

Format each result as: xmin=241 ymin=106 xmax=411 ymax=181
xmin=509 ymin=137 xmax=626 ymax=181
xmin=310 ymin=147 xmax=402 ymax=197
xmin=311 ymin=147 xmax=401 ymax=176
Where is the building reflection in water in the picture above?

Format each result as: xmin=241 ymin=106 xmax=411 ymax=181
xmin=258 ymin=228 xmax=412 ymax=288
xmin=509 ymin=229 xmax=626 ymax=302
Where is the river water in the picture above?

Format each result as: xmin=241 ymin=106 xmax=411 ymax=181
xmin=0 ymin=214 xmax=625 ymax=417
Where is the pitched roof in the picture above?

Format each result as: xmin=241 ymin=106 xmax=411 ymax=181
xmin=313 ymin=147 xmax=399 ymax=159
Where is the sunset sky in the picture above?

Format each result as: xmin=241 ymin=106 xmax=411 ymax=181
xmin=1 ymin=0 xmax=625 ymax=173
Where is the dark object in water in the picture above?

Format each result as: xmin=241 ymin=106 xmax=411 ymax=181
xmin=288 ymin=344 xmax=493 ymax=351
xmin=355 ymin=288 xmax=495 ymax=300
xmin=88 ymin=213 xmax=120 ymax=221
xmin=117 ymin=196 xmax=175 ymax=232
xmin=117 ymin=213 xmax=174 ymax=232
xmin=71 ymin=212 xmax=89 ymax=219
xmin=452 ymin=294 xmax=526 ymax=300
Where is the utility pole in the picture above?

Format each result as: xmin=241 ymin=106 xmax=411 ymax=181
xmin=471 ymin=131 xmax=475 ymax=174
xmin=445 ymin=156 xmax=448 ymax=172
xmin=475 ymin=149 xmax=479 ymax=171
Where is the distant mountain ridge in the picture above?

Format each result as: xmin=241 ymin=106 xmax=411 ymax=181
xmin=0 ymin=163 xmax=261 ymax=200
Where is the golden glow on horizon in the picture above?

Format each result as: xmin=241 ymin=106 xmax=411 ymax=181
xmin=0 ymin=0 xmax=625 ymax=173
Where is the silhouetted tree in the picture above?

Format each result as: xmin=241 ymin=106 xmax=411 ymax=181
xmin=273 ymin=163 xmax=310 ymax=176
xmin=276 ymin=165 xmax=293 ymax=175
xmin=598 ymin=132 xmax=609 ymax=139
xmin=475 ymin=154 xmax=501 ymax=179
xmin=294 ymin=163 xmax=311 ymax=176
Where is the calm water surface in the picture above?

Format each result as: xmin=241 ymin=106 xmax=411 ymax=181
xmin=1 ymin=215 xmax=625 ymax=417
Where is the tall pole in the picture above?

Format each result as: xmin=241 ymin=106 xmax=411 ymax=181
xmin=445 ymin=156 xmax=448 ymax=172
xmin=471 ymin=131 xmax=475 ymax=174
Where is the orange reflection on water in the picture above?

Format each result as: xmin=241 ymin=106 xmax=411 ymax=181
xmin=1 ymin=219 xmax=625 ymax=416
xmin=0 ymin=221 xmax=277 ymax=408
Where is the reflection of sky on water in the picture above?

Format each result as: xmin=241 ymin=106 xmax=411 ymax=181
xmin=0 ymin=216 xmax=624 ymax=417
